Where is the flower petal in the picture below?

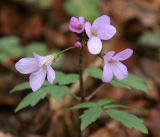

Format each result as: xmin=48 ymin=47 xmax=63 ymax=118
xmin=29 ymin=68 xmax=47 ymax=91
xmin=97 ymin=24 xmax=116 ymax=40
xmin=79 ymin=16 xmax=85 ymax=24
xmin=103 ymin=51 xmax=115 ymax=63
xmin=93 ymin=15 xmax=111 ymax=28
xmin=113 ymin=48 xmax=133 ymax=61
xmin=87 ymin=37 xmax=102 ymax=54
xmin=47 ymin=65 xmax=55 ymax=84
xmin=85 ymin=22 xmax=92 ymax=38
xmin=102 ymin=64 xmax=113 ymax=82
xmin=111 ymin=62 xmax=128 ymax=80
xmin=15 ymin=58 xmax=38 ymax=74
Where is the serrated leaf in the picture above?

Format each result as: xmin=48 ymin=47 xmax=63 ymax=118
xmin=64 ymin=0 xmax=100 ymax=21
xmin=15 ymin=86 xmax=50 ymax=112
xmin=24 ymin=42 xmax=48 ymax=56
xmin=49 ymin=86 xmax=70 ymax=101
xmin=72 ymin=102 xmax=97 ymax=109
xmin=0 ymin=36 xmax=23 ymax=57
xmin=58 ymin=74 xmax=79 ymax=85
xmin=10 ymin=82 xmax=30 ymax=93
xmin=106 ymin=109 xmax=148 ymax=134
xmin=104 ymin=104 xmax=127 ymax=109
xmin=97 ymin=98 xmax=113 ymax=106
xmin=15 ymin=85 xmax=70 ymax=112
xmin=87 ymin=67 xmax=102 ymax=79
xmin=80 ymin=107 xmax=102 ymax=130
xmin=87 ymin=68 xmax=147 ymax=93
xmin=111 ymin=74 xmax=147 ymax=93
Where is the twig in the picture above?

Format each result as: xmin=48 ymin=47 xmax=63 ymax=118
xmin=85 ymin=84 xmax=105 ymax=101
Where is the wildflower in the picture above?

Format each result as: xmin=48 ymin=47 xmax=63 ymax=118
xmin=74 ymin=41 xmax=82 ymax=48
xmin=102 ymin=48 xmax=133 ymax=82
xmin=15 ymin=53 xmax=56 ymax=91
xmin=69 ymin=16 xmax=85 ymax=33
xmin=85 ymin=15 xmax=116 ymax=54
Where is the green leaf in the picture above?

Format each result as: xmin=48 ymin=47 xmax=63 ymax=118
xmin=104 ymin=104 xmax=127 ymax=109
xmin=64 ymin=0 xmax=101 ymax=21
xmin=97 ymin=98 xmax=113 ymax=106
xmin=15 ymin=86 xmax=50 ymax=112
xmin=80 ymin=107 xmax=102 ymax=130
xmin=87 ymin=68 xmax=147 ymax=93
xmin=49 ymin=86 xmax=70 ymax=101
xmin=111 ymin=74 xmax=147 ymax=93
xmin=58 ymin=74 xmax=79 ymax=85
xmin=24 ymin=42 xmax=49 ymax=56
xmin=10 ymin=82 xmax=30 ymax=93
xmin=72 ymin=102 xmax=97 ymax=109
xmin=15 ymin=85 xmax=70 ymax=112
xmin=106 ymin=109 xmax=148 ymax=134
xmin=87 ymin=67 xmax=102 ymax=79
xmin=0 ymin=36 xmax=23 ymax=57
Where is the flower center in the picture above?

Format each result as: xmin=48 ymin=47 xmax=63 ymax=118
xmin=76 ymin=24 xmax=82 ymax=29
xmin=108 ymin=58 xmax=115 ymax=63
xmin=91 ymin=29 xmax=97 ymax=36
xmin=43 ymin=55 xmax=54 ymax=68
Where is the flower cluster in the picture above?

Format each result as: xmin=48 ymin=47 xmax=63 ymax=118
xmin=69 ymin=15 xmax=116 ymax=54
xmin=15 ymin=15 xmax=133 ymax=91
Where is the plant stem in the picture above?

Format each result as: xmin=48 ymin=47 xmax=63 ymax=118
xmin=54 ymin=46 xmax=75 ymax=57
xmin=79 ymin=46 xmax=85 ymax=102
xmin=77 ymin=46 xmax=85 ymax=137
xmin=85 ymin=84 xmax=105 ymax=101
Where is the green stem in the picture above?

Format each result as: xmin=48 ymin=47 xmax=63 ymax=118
xmin=54 ymin=46 xmax=75 ymax=57
xmin=77 ymin=46 xmax=85 ymax=137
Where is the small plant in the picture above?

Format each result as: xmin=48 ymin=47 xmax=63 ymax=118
xmin=11 ymin=15 xmax=148 ymax=136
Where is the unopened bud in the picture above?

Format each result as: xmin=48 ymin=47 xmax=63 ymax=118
xmin=75 ymin=41 xmax=82 ymax=48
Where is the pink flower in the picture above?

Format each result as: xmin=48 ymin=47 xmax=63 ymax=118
xmin=102 ymin=48 xmax=133 ymax=82
xmin=74 ymin=41 xmax=82 ymax=48
xmin=69 ymin=16 xmax=85 ymax=33
xmin=85 ymin=15 xmax=116 ymax=54
xmin=15 ymin=53 xmax=55 ymax=91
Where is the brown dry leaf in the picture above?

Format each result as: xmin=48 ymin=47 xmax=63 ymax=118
xmin=0 ymin=132 xmax=11 ymax=137
xmin=139 ymin=59 xmax=160 ymax=86
xmin=102 ymin=0 xmax=160 ymax=27
xmin=146 ymin=105 xmax=160 ymax=137
xmin=88 ymin=128 xmax=112 ymax=137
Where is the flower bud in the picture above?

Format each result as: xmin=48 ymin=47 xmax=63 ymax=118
xmin=74 ymin=41 xmax=82 ymax=48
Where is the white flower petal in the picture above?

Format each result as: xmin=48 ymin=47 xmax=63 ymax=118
xmin=47 ymin=65 xmax=55 ymax=84
xmin=87 ymin=37 xmax=102 ymax=54
xmin=29 ymin=68 xmax=47 ymax=91
xmin=15 ymin=58 xmax=38 ymax=74
xmin=102 ymin=64 xmax=113 ymax=82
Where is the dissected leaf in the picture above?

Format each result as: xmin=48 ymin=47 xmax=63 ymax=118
xmin=80 ymin=107 xmax=102 ymax=130
xmin=87 ymin=67 xmax=102 ymax=79
xmin=97 ymin=98 xmax=113 ymax=106
xmin=49 ymin=86 xmax=70 ymax=101
xmin=58 ymin=74 xmax=79 ymax=85
xmin=72 ymin=102 xmax=97 ymax=109
xmin=24 ymin=42 xmax=49 ymax=56
xmin=15 ymin=85 xmax=70 ymax=112
xmin=111 ymin=74 xmax=148 ymax=92
xmin=87 ymin=68 xmax=147 ymax=92
xmin=10 ymin=82 xmax=30 ymax=93
xmin=64 ymin=0 xmax=100 ymax=21
xmin=106 ymin=109 xmax=148 ymax=134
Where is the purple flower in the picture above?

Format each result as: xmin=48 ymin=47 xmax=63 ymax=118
xmin=85 ymin=15 xmax=116 ymax=54
xmin=102 ymin=48 xmax=133 ymax=82
xmin=69 ymin=16 xmax=85 ymax=33
xmin=74 ymin=41 xmax=82 ymax=48
xmin=15 ymin=53 xmax=56 ymax=91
